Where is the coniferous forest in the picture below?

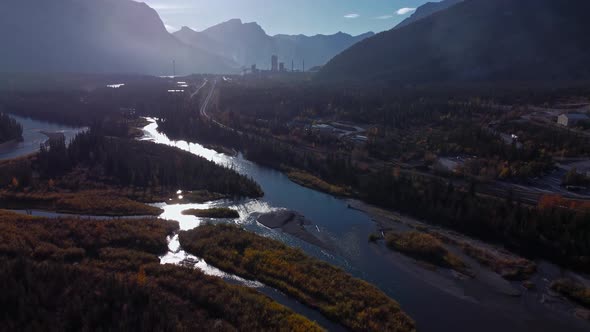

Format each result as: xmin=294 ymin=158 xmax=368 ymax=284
xmin=0 ymin=112 xmax=23 ymax=144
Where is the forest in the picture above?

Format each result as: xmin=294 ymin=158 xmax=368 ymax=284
xmin=0 ymin=78 xmax=184 ymax=126
xmin=0 ymin=128 xmax=262 ymax=215
xmin=0 ymin=210 xmax=322 ymax=331
xmin=362 ymin=170 xmax=590 ymax=273
xmin=179 ymin=224 xmax=416 ymax=332
xmin=0 ymin=112 xmax=23 ymax=144
xmin=160 ymin=79 xmax=583 ymax=185
xmin=62 ymin=131 xmax=262 ymax=197
xmin=158 ymin=80 xmax=590 ymax=274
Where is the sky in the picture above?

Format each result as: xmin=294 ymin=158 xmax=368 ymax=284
xmin=139 ymin=0 xmax=440 ymax=36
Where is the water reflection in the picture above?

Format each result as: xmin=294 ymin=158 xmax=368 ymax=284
xmin=0 ymin=114 xmax=85 ymax=160
xmin=141 ymin=118 xmax=589 ymax=332
xmin=159 ymin=234 xmax=263 ymax=288
xmin=155 ymin=199 xmax=276 ymax=231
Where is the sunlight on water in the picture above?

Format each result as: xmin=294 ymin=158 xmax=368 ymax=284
xmin=154 ymin=199 xmax=276 ymax=231
xmin=159 ymin=235 xmax=263 ymax=288
xmin=136 ymin=120 xmax=280 ymax=287
xmin=142 ymin=117 xmax=349 ymax=288
xmin=141 ymin=118 xmax=247 ymax=173
xmin=0 ymin=114 xmax=86 ymax=161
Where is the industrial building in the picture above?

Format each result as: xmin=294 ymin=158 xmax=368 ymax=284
xmin=271 ymin=55 xmax=278 ymax=72
xmin=557 ymin=113 xmax=589 ymax=127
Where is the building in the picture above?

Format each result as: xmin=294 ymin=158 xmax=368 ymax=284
xmin=557 ymin=113 xmax=589 ymax=127
xmin=279 ymin=62 xmax=285 ymax=72
xmin=251 ymin=64 xmax=257 ymax=73
xmin=271 ymin=55 xmax=278 ymax=72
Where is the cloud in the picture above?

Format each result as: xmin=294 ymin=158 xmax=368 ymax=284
xmin=344 ymin=13 xmax=360 ymax=19
xmin=396 ymin=7 xmax=417 ymax=15
xmin=374 ymin=15 xmax=394 ymax=20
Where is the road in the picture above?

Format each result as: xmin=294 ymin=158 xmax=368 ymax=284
xmin=199 ymin=79 xmax=215 ymax=119
xmin=190 ymin=79 xmax=208 ymax=99
xmin=198 ymin=78 xmax=244 ymax=134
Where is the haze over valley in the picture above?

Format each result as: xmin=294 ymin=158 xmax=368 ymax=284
xmin=1 ymin=1 xmax=590 ymax=331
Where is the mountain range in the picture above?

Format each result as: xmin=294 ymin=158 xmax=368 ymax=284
xmin=0 ymin=0 xmax=373 ymax=76
xmin=0 ymin=0 xmax=235 ymax=76
xmin=174 ymin=19 xmax=374 ymax=70
xmin=318 ymin=0 xmax=590 ymax=84
xmin=395 ymin=0 xmax=463 ymax=29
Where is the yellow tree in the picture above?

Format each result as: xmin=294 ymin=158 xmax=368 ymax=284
xmin=11 ymin=177 xmax=18 ymax=189
xmin=137 ymin=266 xmax=146 ymax=286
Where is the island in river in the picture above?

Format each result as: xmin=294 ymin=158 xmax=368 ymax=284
xmin=182 ymin=207 xmax=239 ymax=218
xmin=0 ymin=127 xmax=262 ymax=217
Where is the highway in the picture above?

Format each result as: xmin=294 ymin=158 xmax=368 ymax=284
xmin=198 ymin=78 xmax=243 ymax=134
xmin=190 ymin=79 xmax=208 ymax=99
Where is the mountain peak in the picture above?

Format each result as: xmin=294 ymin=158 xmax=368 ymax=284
xmin=175 ymin=17 xmax=373 ymax=70
xmin=225 ymin=18 xmax=243 ymax=25
xmin=396 ymin=0 xmax=463 ymax=29
xmin=0 ymin=0 xmax=234 ymax=75
xmin=357 ymin=31 xmax=375 ymax=38
xmin=203 ymin=18 xmax=265 ymax=35
xmin=319 ymin=0 xmax=590 ymax=83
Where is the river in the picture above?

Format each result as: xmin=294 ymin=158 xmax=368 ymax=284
xmin=140 ymin=118 xmax=587 ymax=332
xmin=0 ymin=114 xmax=85 ymax=160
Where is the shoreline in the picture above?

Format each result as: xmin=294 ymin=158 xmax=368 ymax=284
xmin=347 ymin=198 xmax=537 ymax=278
xmin=347 ymin=198 xmax=590 ymax=322
xmin=144 ymin=119 xmax=590 ymax=328
xmin=0 ymin=138 xmax=22 ymax=155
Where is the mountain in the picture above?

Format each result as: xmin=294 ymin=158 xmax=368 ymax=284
xmin=0 ymin=0 xmax=235 ymax=76
xmin=395 ymin=0 xmax=463 ymax=29
xmin=174 ymin=19 xmax=374 ymax=69
xmin=317 ymin=0 xmax=590 ymax=84
xmin=273 ymin=32 xmax=375 ymax=70
xmin=176 ymin=19 xmax=275 ymax=68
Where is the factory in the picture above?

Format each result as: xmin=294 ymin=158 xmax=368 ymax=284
xmin=245 ymin=55 xmax=304 ymax=76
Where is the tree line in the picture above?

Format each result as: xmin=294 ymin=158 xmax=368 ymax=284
xmin=28 ymin=130 xmax=263 ymax=198
xmin=0 ymin=112 xmax=22 ymax=144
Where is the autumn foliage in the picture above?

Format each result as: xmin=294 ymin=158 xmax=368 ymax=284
xmin=538 ymin=194 xmax=590 ymax=211
xmin=0 ymin=210 xmax=323 ymax=331
xmin=179 ymin=224 xmax=416 ymax=332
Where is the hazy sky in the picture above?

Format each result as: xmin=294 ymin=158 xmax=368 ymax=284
xmin=140 ymin=0 xmax=439 ymax=36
